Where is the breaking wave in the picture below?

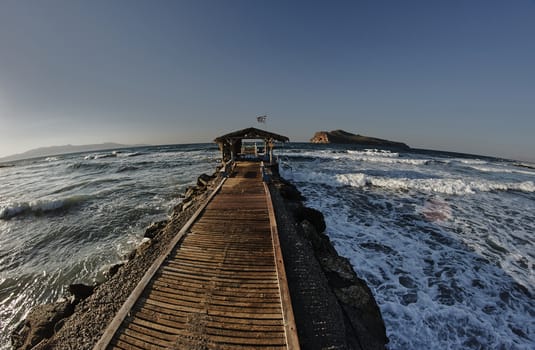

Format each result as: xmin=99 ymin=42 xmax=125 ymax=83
xmin=0 ymin=195 xmax=91 ymax=220
xmin=84 ymin=152 xmax=118 ymax=160
xmin=469 ymin=165 xmax=535 ymax=176
xmin=282 ymin=168 xmax=535 ymax=195
xmin=285 ymin=149 xmax=429 ymax=165
xmin=347 ymin=149 xmax=400 ymax=158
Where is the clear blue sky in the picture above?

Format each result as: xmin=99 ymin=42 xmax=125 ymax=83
xmin=1 ymin=0 xmax=534 ymax=161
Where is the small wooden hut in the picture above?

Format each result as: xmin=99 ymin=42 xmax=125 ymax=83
xmin=214 ymin=127 xmax=289 ymax=164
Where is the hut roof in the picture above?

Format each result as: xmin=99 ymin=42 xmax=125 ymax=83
xmin=214 ymin=127 xmax=289 ymax=144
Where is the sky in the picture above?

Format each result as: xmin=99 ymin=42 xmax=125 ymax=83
xmin=0 ymin=0 xmax=534 ymax=161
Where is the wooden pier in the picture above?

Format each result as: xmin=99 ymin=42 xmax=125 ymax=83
xmin=94 ymin=162 xmax=299 ymax=349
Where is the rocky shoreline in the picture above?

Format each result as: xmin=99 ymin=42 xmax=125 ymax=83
xmin=11 ymin=165 xmax=388 ymax=350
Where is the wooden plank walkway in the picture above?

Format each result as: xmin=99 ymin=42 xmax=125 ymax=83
xmin=94 ymin=162 xmax=299 ymax=350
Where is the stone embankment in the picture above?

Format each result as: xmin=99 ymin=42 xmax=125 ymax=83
xmin=268 ymin=167 xmax=388 ymax=349
xmin=12 ymin=165 xmax=388 ymax=350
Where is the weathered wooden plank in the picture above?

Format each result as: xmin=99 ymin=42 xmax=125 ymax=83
xmin=135 ymin=308 xmax=285 ymax=333
xmin=140 ymin=303 xmax=284 ymax=326
xmin=110 ymin=338 xmax=144 ymax=350
xmin=116 ymin=331 xmax=165 ymax=349
xmin=164 ymin=259 xmax=277 ymax=272
xmin=146 ymin=289 xmax=282 ymax=310
xmin=155 ymin=272 xmax=279 ymax=287
xmin=162 ymin=263 xmax=278 ymax=279
xmin=153 ymin=278 xmax=281 ymax=297
xmin=95 ymin=162 xmax=299 ymax=350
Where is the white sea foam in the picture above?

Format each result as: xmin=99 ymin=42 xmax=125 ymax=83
xmin=282 ymin=167 xmax=535 ymax=195
xmin=348 ymin=149 xmax=400 ymax=158
xmin=84 ymin=153 xmax=118 ymax=160
xmin=0 ymin=195 xmax=91 ymax=220
xmin=282 ymin=150 xmax=430 ymax=165
xmin=344 ymin=174 xmax=535 ymax=194
xmin=350 ymin=156 xmax=429 ymax=165
xmin=284 ymin=146 xmax=535 ymax=349
xmin=469 ymin=165 xmax=535 ymax=176
xmin=298 ymin=187 xmax=534 ymax=349
xmin=457 ymin=159 xmax=488 ymax=165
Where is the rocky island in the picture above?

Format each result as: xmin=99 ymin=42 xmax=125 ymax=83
xmin=311 ymin=130 xmax=410 ymax=150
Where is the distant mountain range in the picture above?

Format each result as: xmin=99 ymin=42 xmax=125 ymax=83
xmin=310 ymin=130 xmax=410 ymax=149
xmin=0 ymin=143 xmax=141 ymax=163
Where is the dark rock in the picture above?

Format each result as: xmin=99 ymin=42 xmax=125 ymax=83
xmin=123 ymin=249 xmax=136 ymax=261
xmin=182 ymin=199 xmax=194 ymax=211
xmin=278 ymin=182 xmax=304 ymax=201
xmin=499 ymin=291 xmax=510 ymax=304
xmin=300 ymin=220 xmax=322 ymax=250
xmin=136 ymin=238 xmax=152 ymax=256
xmin=174 ymin=202 xmax=184 ymax=212
xmin=197 ymin=173 xmax=213 ymax=187
xmin=300 ymin=220 xmax=337 ymax=256
xmin=107 ymin=263 xmax=124 ymax=278
xmin=68 ymin=284 xmax=95 ymax=303
xmin=359 ymin=242 xmax=395 ymax=254
xmin=399 ymin=275 xmax=417 ymax=289
xmin=320 ymin=254 xmax=359 ymax=287
xmin=144 ymin=220 xmax=168 ymax=239
xmin=510 ymin=326 xmax=528 ymax=339
xmin=11 ymin=301 xmax=74 ymax=350
xmin=513 ymin=282 xmax=531 ymax=298
xmin=294 ymin=206 xmax=326 ymax=233
xmin=295 ymin=203 xmax=388 ymax=349
xmin=400 ymin=292 xmax=418 ymax=305
xmin=340 ymin=301 xmax=389 ymax=349
xmin=183 ymin=186 xmax=196 ymax=200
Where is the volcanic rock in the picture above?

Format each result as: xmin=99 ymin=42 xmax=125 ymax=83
xmin=144 ymin=220 xmax=168 ymax=239
xmin=68 ymin=284 xmax=95 ymax=303
xmin=11 ymin=301 xmax=74 ymax=350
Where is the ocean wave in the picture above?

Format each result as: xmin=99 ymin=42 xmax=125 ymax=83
xmin=120 ymin=152 xmax=143 ymax=158
xmin=295 ymin=166 xmax=535 ymax=349
xmin=116 ymin=165 xmax=140 ymax=173
xmin=337 ymin=174 xmax=535 ymax=194
xmin=84 ymin=152 xmax=117 ymax=160
xmin=282 ymin=168 xmax=535 ymax=195
xmin=284 ymin=150 xmax=429 ymax=165
xmin=345 ymin=150 xmax=429 ymax=165
xmin=457 ymin=159 xmax=488 ymax=165
xmin=347 ymin=149 xmax=400 ymax=158
xmin=67 ymin=162 xmax=110 ymax=171
xmin=359 ymin=157 xmax=429 ymax=165
xmin=0 ymin=195 xmax=91 ymax=220
xmin=469 ymin=165 xmax=535 ymax=176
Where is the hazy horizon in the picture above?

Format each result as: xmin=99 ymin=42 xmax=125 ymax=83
xmin=1 ymin=1 xmax=534 ymax=162
xmin=2 ymin=136 xmax=533 ymax=165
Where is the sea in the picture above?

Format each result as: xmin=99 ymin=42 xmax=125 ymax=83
xmin=0 ymin=143 xmax=533 ymax=349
